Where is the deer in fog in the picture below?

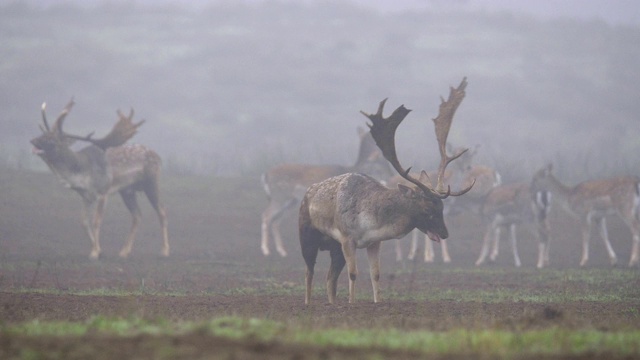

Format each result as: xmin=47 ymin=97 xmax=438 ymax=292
xmin=30 ymin=99 xmax=169 ymax=259
xmin=532 ymin=164 xmax=640 ymax=267
xmin=261 ymin=127 xmax=391 ymax=257
xmin=299 ymin=78 xmax=474 ymax=304
xmin=392 ymin=144 xmax=501 ymax=263
xmin=475 ymin=181 xmax=552 ymax=268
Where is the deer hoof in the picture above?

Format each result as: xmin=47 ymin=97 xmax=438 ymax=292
xmin=277 ymin=249 xmax=288 ymax=257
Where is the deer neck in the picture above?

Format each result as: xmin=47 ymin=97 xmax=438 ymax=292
xmin=46 ymin=145 xmax=112 ymax=196
xmin=540 ymin=174 xmax=574 ymax=211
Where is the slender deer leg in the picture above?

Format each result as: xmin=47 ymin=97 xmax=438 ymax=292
xmin=341 ymin=239 xmax=358 ymax=303
xmin=509 ymin=223 xmax=521 ymax=267
xmin=395 ymin=239 xmax=403 ymax=262
xmin=536 ymin=216 xmax=551 ymax=268
xmin=327 ymin=242 xmax=346 ymax=304
xmin=441 ymin=239 xmax=451 ymax=263
xmin=423 ymin=233 xmax=434 ymax=262
xmin=81 ymin=199 xmax=101 ymax=259
xmin=627 ymin=217 xmax=640 ymax=267
xmin=630 ymin=230 xmax=640 ymax=267
xmin=476 ymin=221 xmax=495 ymax=266
xmin=261 ymin=202 xmax=278 ymax=256
xmin=144 ymin=179 xmax=170 ymax=257
xmin=407 ymin=230 xmax=418 ymax=261
xmin=366 ymin=241 xmax=382 ymax=303
xmin=90 ymin=196 xmax=108 ymax=259
xmin=580 ymin=216 xmax=592 ymax=267
xmin=490 ymin=226 xmax=501 ymax=262
xmin=119 ymin=189 xmax=141 ymax=258
xmin=595 ymin=217 xmax=617 ymax=266
xmin=261 ymin=199 xmax=295 ymax=257
xmin=272 ymin=215 xmax=288 ymax=257
xmin=299 ymin=223 xmax=320 ymax=305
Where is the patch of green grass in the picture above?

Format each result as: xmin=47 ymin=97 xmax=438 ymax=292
xmin=3 ymin=316 xmax=639 ymax=357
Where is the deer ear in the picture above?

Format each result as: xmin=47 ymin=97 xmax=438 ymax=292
xmin=397 ymin=184 xmax=417 ymax=198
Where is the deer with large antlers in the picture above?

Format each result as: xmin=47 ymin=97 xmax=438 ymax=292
xmin=30 ymin=99 xmax=169 ymax=259
xmin=261 ymin=127 xmax=392 ymax=257
xmin=299 ymin=78 xmax=473 ymax=304
xmin=532 ymin=164 xmax=640 ymax=267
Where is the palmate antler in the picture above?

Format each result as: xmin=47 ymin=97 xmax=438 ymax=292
xmin=432 ymin=77 xmax=474 ymax=195
xmin=361 ymin=77 xmax=474 ymax=199
xmin=40 ymin=99 xmax=144 ymax=150
xmin=88 ymin=109 xmax=145 ymax=150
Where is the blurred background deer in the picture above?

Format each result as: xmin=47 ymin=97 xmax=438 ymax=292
xmin=30 ymin=99 xmax=169 ymax=259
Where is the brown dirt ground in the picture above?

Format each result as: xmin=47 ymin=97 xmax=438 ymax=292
xmin=0 ymin=169 xmax=639 ymax=359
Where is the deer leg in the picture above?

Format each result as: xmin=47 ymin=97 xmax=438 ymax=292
xmin=271 ymin=216 xmax=288 ymax=257
xmin=395 ymin=239 xmax=403 ymax=262
xmin=490 ymin=226 xmax=502 ymax=262
xmin=299 ymin=220 xmax=321 ymax=305
xmin=580 ymin=217 xmax=592 ymax=267
xmin=81 ymin=199 xmax=100 ymax=259
xmin=441 ymin=239 xmax=451 ymax=263
xmin=89 ymin=196 xmax=108 ymax=259
xmin=261 ymin=199 xmax=295 ymax=257
xmin=341 ymin=239 xmax=358 ymax=304
xmin=627 ymin=216 xmax=640 ymax=267
xmin=423 ymin=233 xmax=434 ymax=262
xmin=407 ymin=230 xmax=418 ymax=261
xmin=119 ymin=189 xmax=141 ymax=258
xmin=366 ymin=241 xmax=382 ymax=303
xmin=536 ymin=217 xmax=551 ymax=269
xmin=327 ymin=241 xmax=346 ymax=304
xmin=144 ymin=181 xmax=169 ymax=257
xmin=509 ymin=223 xmax=521 ymax=267
xmin=476 ymin=221 xmax=494 ymax=266
xmin=630 ymin=229 xmax=640 ymax=267
xmin=596 ymin=217 xmax=617 ymax=266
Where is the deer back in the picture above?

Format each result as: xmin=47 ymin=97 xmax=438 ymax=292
xmin=303 ymin=173 xmax=448 ymax=247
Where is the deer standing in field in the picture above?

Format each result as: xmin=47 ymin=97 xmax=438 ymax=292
xmin=299 ymin=78 xmax=474 ymax=304
xmin=30 ymin=99 xmax=169 ymax=259
xmin=475 ymin=181 xmax=552 ymax=268
xmin=261 ymin=127 xmax=391 ymax=257
xmin=531 ymin=164 xmax=640 ymax=267
xmin=392 ymin=145 xmax=501 ymax=263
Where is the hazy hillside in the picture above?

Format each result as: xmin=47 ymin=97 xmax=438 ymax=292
xmin=2 ymin=2 xmax=639 ymax=180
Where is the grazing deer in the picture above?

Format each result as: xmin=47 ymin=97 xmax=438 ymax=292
xmin=532 ymin=164 xmax=640 ymax=267
xmin=30 ymin=99 xmax=169 ymax=259
xmin=393 ymin=145 xmax=501 ymax=263
xmin=299 ymin=78 xmax=474 ymax=304
xmin=475 ymin=182 xmax=551 ymax=268
xmin=261 ymin=127 xmax=391 ymax=257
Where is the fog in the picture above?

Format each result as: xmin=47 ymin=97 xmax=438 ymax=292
xmin=1 ymin=0 xmax=639 ymax=182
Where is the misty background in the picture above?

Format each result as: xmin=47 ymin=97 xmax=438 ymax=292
xmin=2 ymin=0 xmax=639 ymax=183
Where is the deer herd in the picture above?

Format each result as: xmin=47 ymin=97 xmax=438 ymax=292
xmin=31 ymin=78 xmax=640 ymax=304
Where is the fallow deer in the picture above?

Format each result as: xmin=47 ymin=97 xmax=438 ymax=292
xmin=261 ymin=127 xmax=391 ymax=257
xmin=532 ymin=164 xmax=640 ymax=267
xmin=299 ymin=78 xmax=474 ymax=304
xmin=392 ymin=145 xmax=501 ymax=263
xmin=475 ymin=182 xmax=551 ymax=268
xmin=30 ymin=99 xmax=169 ymax=259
